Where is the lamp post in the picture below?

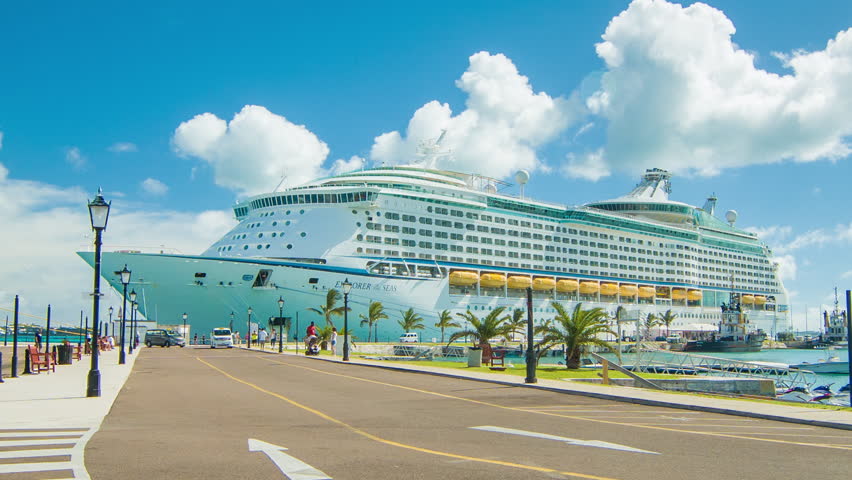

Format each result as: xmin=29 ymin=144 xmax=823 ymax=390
xmin=87 ymin=189 xmax=111 ymax=397
xmin=118 ymin=264 xmax=131 ymax=365
xmin=108 ymin=306 xmax=113 ymax=337
xmin=247 ymin=307 xmax=253 ymax=348
xmin=129 ymin=290 xmax=137 ymax=353
xmin=342 ymin=278 xmax=352 ymax=361
xmin=182 ymin=313 xmax=188 ymax=343
xmin=277 ymin=296 xmax=285 ymax=353
xmin=229 ymin=312 xmax=235 ymax=332
xmin=132 ymin=302 xmax=138 ymax=351
xmin=525 ymin=287 xmax=537 ymax=384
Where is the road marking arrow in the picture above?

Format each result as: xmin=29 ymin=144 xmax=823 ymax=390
xmin=470 ymin=426 xmax=659 ymax=455
xmin=248 ymin=439 xmax=332 ymax=480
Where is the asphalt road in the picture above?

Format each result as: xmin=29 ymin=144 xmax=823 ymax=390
xmin=86 ymin=347 xmax=852 ymax=479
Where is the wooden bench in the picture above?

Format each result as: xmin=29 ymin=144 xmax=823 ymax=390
xmin=480 ymin=344 xmax=507 ymax=370
xmin=28 ymin=345 xmax=55 ymax=373
xmin=73 ymin=344 xmax=83 ymax=361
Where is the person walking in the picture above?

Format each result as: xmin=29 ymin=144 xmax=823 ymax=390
xmin=330 ymin=327 xmax=338 ymax=356
xmin=270 ymin=330 xmax=277 ymax=350
xmin=34 ymin=330 xmax=43 ymax=350
xmin=258 ymin=328 xmax=268 ymax=350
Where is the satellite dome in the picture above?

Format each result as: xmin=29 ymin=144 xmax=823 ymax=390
xmin=725 ymin=210 xmax=738 ymax=226
xmin=484 ymin=183 xmax=497 ymax=194
xmin=514 ymin=170 xmax=530 ymax=185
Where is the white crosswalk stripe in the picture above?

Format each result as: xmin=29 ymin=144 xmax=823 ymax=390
xmin=0 ymin=427 xmax=93 ymax=478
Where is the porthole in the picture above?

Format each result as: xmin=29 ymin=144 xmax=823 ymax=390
xmin=286 ymin=220 xmax=291 ymax=226
xmin=300 ymin=232 xmax=306 ymax=237
xmin=258 ymin=233 xmax=263 ymax=238
xmin=286 ymin=210 xmax=291 ymax=215
xmin=272 ymin=221 xmax=277 ymax=226
xmin=286 ymin=244 xmax=293 ymax=249
xmin=243 ymin=245 xmax=249 ymax=250
xmin=257 ymin=245 xmax=262 ymax=249
xmin=352 ymin=210 xmax=357 ymax=214
xmin=272 ymin=233 xmax=277 ymax=237
xmin=265 ymin=244 xmax=270 ymax=249
xmin=356 ymin=234 xmax=363 ymax=241
xmin=300 ymin=209 xmax=305 ymax=214
xmin=427 ymin=206 xmax=433 ymax=213
xmin=376 ymin=212 xmax=382 ymax=216
xmin=356 ymin=247 xmax=363 ymax=253
xmin=356 ymin=222 xmax=361 ymax=227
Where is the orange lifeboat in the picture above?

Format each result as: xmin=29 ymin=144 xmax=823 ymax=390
xmin=532 ymin=277 xmax=556 ymax=291
xmin=687 ymin=289 xmax=702 ymax=302
xmin=741 ymin=294 xmax=755 ymax=304
xmin=449 ymin=271 xmax=478 ymax=286
xmin=671 ymin=288 xmax=687 ymax=300
xmin=600 ymin=282 xmax=618 ymax=296
xmin=638 ymin=286 xmax=656 ymax=298
xmin=579 ymin=281 xmax=599 ymax=294
xmin=479 ymin=273 xmax=506 ymax=288
xmin=619 ymin=284 xmax=639 ymax=297
xmin=556 ymin=279 xmax=579 ymax=293
xmin=754 ymin=295 xmax=767 ymax=305
xmin=507 ymin=275 xmax=532 ymax=289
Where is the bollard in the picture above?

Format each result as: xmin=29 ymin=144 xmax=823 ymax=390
xmin=0 ymin=351 xmax=4 ymax=383
xmin=23 ymin=348 xmax=31 ymax=375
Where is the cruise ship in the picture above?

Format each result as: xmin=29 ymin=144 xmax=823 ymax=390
xmin=79 ymin=166 xmax=789 ymax=342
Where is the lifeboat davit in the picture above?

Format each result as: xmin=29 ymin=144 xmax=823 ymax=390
xmin=449 ymin=271 xmax=479 ymax=286
xmin=532 ymin=277 xmax=556 ymax=291
xmin=556 ymin=279 xmax=579 ymax=293
xmin=671 ymin=288 xmax=687 ymax=300
xmin=638 ymin=286 xmax=656 ymax=298
xmin=741 ymin=294 xmax=755 ymax=304
xmin=600 ymin=282 xmax=618 ymax=296
xmin=507 ymin=275 xmax=532 ymax=289
xmin=579 ymin=281 xmax=600 ymax=294
xmin=479 ymin=273 xmax=506 ymax=288
xmin=687 ymin=289 xmax=702 ymax=302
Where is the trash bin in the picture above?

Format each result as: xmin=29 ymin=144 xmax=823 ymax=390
xmin=467 ymin=347 xmax=482 ymax=367
xmin=57 ymin=344 xmax=73 ymax=365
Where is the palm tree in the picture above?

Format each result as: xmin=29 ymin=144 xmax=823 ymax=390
xmin=306 ymin=289 xmax=348 ymax=327
xmin=612 ymin=306 xmax=627 ymax=362
xmin=434 ymin=309 xmax=459 ymax=344
xmin=506 ymin=308 xmax=526 ymax=342
xmin=642 ymin=312 xmax=661 ymax=340
xmin=660 ymin=309 xmax=677 ymax=337
xmin=540 ymin=302 xmax=615 ymax=369
xmin=359 ymin=301 xmax=387 ymax=342
xmin=447 ymin=307 xmax=513 ymax=348
xmin=397 ymin=308 xmax=424 ymax=334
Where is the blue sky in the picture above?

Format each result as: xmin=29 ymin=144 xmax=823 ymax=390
xmin=1 ymin=0 xmax=851 ymax=330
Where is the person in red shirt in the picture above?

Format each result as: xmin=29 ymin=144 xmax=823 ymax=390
xmin=306 ymin=322 xmax=318 ymax=338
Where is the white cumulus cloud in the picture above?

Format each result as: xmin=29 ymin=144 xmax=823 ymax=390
xmin=108 ymin=142 xmax=138 ymax=153
xmin=370 ymin=51 xmax=580 ymax=179
xmin=141 ymin=178 xmax=168 ymax=196
xmin=583 ymin=0 xmax=852 ymax=178
xmin=65 ymin=146 xmax=86 ymax=170
xmin=329 ymin=156 xmax=365 ymax=175
xmin=561 ymin=148 xmax=610 ymax=181
xmin=0 ymin=162 xmax=235 ymax=325
xmin=172 ymin=105 xmax=330 ymax=196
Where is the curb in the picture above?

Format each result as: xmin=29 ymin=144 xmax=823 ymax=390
xmin=239 ymin=347 xmax=852 ymax=431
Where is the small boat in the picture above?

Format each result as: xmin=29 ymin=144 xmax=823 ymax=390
xmin=789 ymin=356 xmax=849 ymax=374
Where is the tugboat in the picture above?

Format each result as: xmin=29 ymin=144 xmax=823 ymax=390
xmin=682 ymin=294 xmax=766 ymax=352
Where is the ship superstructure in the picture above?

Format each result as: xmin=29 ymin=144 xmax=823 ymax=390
xmin=80 ymin=166 xmax=790 ymax=341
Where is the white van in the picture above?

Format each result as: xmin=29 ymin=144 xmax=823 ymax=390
xmin=210 ymin=327 xmax=234 ymax=348
xmin=399 ymin=332 xmax=419 ymax=343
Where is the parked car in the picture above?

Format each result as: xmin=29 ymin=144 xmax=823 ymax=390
xmin=144 ymin=329 xmax=186 ymax=348
xmin=399 ymin=332 xmax=419 ymax=343
xmin=210 ymin=328 xmax=234 ymax=348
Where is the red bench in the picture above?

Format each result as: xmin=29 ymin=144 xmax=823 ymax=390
xmin=480 ymin=344 xmax=507 ymax=370
xmin=28 ymin=345 xmax=55 ymax=373
xmin=73 ymin=345 xmax=83 ymax=361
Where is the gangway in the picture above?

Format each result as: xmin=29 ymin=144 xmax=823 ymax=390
xmin=603 ymin=347 xmax=817 ymax=389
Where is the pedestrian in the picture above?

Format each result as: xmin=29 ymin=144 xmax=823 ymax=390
xmin=235 ymin=331 xmax=241 ymax=345
xmin=330 ymin=327 xmax=338 ymax=355
xmin=201 ymin=334 xmax=206 ymax=345
xmin=34 ymin=330 xmax=43 ymax=350
xmin=271 ymin=330 xmax=277 ymax=349
xmin=193 ymin=333 xmax=198 ymax=345
xmin=306 ymin=321 xmax=318 ymax=338
xmin=258 ymin=328 xmax=268 ymax=349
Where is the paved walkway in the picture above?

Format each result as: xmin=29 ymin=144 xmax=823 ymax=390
xmin=246 ymin=345 xmax=852 ymax=430
xmin=0 ymin=347 xmax=139 ymax=479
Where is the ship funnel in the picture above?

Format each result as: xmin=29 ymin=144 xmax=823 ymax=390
xmin=703 ymin=194 xmax=717 ymax=216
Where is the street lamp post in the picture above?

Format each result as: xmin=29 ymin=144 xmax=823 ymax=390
xmin=524 ymin=287 xmax=537 ymax=384
xmin=229 ymin=312 xmax=235 ymax=332
xmin=277 ymin=296 xmax=285 ymax=353
xmin=132 ymin=302 xmax=138 ymax=351
xmin=118 ymin=265 xmax=131 ymax=365
xmin=247 ymin=307 xmax=253 ymax=348
xmin=342 ymin=278 xmax=352 ymax=361
xmin=108 ymin=306 xmax=113 ymax=337
xmin=129 ymin=290 xmax=137 ymax=353
xmin=87 ymin=189 xmax=111 ymax=397
xmin=182 ymin=313 xmax=188 ymax=343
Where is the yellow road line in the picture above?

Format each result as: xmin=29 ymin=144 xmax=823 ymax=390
xmin=259 ymin=356 xmax=852 ymax=451
xmin=197 ymin=357 xmax=619 ymax=480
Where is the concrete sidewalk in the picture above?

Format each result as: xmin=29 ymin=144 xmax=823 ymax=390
xmin=247 ymin=346 xmax=852 ymax=431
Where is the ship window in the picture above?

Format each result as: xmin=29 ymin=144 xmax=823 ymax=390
xmin=194 ymin=272 xmax=207 ymax=278
xmin=253 ymin=269 xmax=272 ymax=287
xmin=309 ymin=278 xmax=319 ymax=284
